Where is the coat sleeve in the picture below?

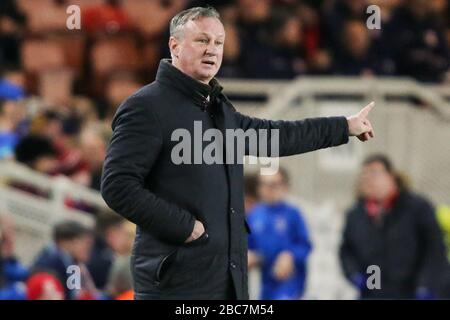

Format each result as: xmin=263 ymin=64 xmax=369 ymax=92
xmin=101 ymin=95 xmax=195 ymax=245
xmin=233 ymin=111 xmax=349 ymax=157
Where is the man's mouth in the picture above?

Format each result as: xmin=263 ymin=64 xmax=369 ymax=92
xmin=202 ymin=61 xmax=215 ymax=66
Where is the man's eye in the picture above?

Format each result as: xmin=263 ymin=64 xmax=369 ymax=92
xmin=215 ymin=41 xmax=223 ymax=46
xmin=198 ymin=39 xmax=208 ymax=44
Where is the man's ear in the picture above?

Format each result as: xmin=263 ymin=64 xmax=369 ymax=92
xmin=169 ymin=36 xmax=180 ymax=58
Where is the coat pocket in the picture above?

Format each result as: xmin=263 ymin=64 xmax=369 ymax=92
xmin=153 ymin=232 xmax=210 ymax=287
xmin=183 ymin=232 xmax=209 ymax=247
xmin=155 ymin=249 xmax=179 ymax=283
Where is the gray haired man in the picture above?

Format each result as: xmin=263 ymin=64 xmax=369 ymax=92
xmin=101 ymin=6 xmax=374 ymax=300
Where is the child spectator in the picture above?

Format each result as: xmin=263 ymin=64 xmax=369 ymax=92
xmin=247 ymin=168 xmax=312 ymax=299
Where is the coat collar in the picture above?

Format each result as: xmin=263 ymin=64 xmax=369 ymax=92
xmin=155 ymin=59 xmax=223 ymax=111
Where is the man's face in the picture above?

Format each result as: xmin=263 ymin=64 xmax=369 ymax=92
xmin=67 ymin=235 xmax=93 ymax=263
xmin=106 ymin=222 xmax=135 ymax=255
xmin=170 ymin=17 xmax=225 ymax=84
xmin=359 ymin=162 xmax=396 ymax=201
xmin=344 ymin=21 xmax=370 ymax=58
xmin=258 ymin=173 xmax=288 ymax=204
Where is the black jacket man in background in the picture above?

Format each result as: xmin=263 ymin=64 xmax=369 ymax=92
xmin=101 ymin=6 xmax=375 ymax=300
xmin=340 ymin=154 xmax=449 ymax=299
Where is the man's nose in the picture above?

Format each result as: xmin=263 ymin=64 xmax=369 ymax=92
xmin=205 ymin=43 xmax=218 ymax=56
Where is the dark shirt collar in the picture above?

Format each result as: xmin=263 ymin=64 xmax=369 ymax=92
xmin=155 ymin=59 xmax=223 ymax=110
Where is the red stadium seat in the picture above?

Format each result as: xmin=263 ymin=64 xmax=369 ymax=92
xmin=21 ymin=39 xmax=66 ymax=74
xmin=90 ymin=37 xmax=141 ymax=76
xmin=122 ymin=0 xmax=182 ymax=37
xmin=23 ymin=2 xmax=68 ymax=34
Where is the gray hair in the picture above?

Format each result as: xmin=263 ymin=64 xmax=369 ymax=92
xmin=170 ymin=6 xmax=221 ymax=38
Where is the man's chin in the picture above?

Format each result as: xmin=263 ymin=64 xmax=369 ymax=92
xmin=196 ymin=72 xmax=216 ymax=84
xmin=202 ymin=66 xmax=220 ymax=75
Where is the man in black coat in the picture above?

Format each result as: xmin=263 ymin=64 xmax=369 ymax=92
xmin=101 ymin=6 xmax=375 ymax=300
xmin=340 ymin=154 xmax=449 ymax=299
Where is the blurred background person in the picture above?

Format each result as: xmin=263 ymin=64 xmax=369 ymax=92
xmin=106 ymin=251 xmax=134 ymax=300
xmin=0 ymin=0 xmax=26 ymax=67
xmin=0 ymin=213 xmax=28 ymax=300
xmin=241 ymin=7 xmax=307 ymax=79
xmin=25 ymin=271 xmax=64 ymax=300
xmin=436 ymin=205 xmax=450 ymax=298
xmin=332 ymin=19 xmax=384 ymax=76
xmin=340 ymin=154 xmax=449 ymax=299
xmin=321 ymin=0 xmax=368 ymax=52
xmin=31 ymin=220 xmax=95 ymax=300
xmin=78 ymin=126 xmax=107 ymax=191
xmin=14 ymin=134 xmax=59 ymax=175
xmin=94 ymin=72 xmax=143 ymax=126
xmin=244 ymin=172 xmax=260 ymax=214
xmin=87 ymin=211 xmax=133 ymax=291
xmin=247 ymin=168 xmax=312 ymax=300
xmin=103 ymin=218 xmax=135 ymax=300
xmin=385 ymin=0 xmax=450 ymax=82
xmin=0 ymin=76 xmax=26 ymax=160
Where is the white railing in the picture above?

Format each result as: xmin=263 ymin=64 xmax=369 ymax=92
xmin=221 ymin=76 xmax=450 ymax=120
xmin=0 ymin=160 xmax=101 ymax=266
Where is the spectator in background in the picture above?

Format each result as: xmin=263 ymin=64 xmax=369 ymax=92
xmin=14 ymin=135 xmax=59 ymax=175
xmin=436 ymin=205 xmax=450 ymax=298
xmin=0 ymin=77 xmax=26 ymax=160
xmin=26 ymin=271 xmax=64 ymax=300
xmin=236 ymin=0 xmax=272 ymax=42
xmin=332 ymin=19 xmax=387 ymax=76
xmin=386 ymin=0 xmax=450 ymax=82
xmin=0 ymin=99 xmax=22 ymax=160
xmin=427 ymin=0 xmax=448 ymax=32
xmin=242 ymin=8 xmax=307 ymax=79
xmin=0 ymin=72 xmax=25 ymax=100
xmin=321 ymin=0 xmax=368 ymax=51
xmin=437 ymin=205 xmax=450 ymax=263
xmin=10 ymin=134 xmax=59 ymax=198
xmin=340 ymin=154 xmax=449 ymax=299
xmin=104 ymin=220 xmax=135 ymax=300
xmin=298 ymin=2 xmax=334 ymax=75
xmin=29 ymin=110 xmax=64 ymax=142
xmin=0 ymin=213 xmax=28 ymax=300
xmin=0 ymin=0 xmax=26 ymax=67
xmin=27 ymin=110 xmax=96 ymax=188
xmin=244 ymin=173 xmax=259 ymax=214
xmin=52 ymin=114 xmax=92 ymax=186
xmin=79 ymin=126 xmax=107 ymax=191
xmin=96 ymin=72 xmax=143 ymax=124
xmin=82 ymin=0 xmax=133 ymax=35
xmin=87 ymin=212 xmax=133 ymax=291
xmin=247 ymin=168 xmax=312 ymax=300
xmin=217 ymin=20 xmax=243 ymax=78
xmin=106 ymin=253 xmax=134 ymax=300
xmin=32 ymin=220 xmax=95 ymax=300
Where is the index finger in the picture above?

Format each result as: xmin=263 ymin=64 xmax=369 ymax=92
xmin=360 ymin=101 xmax=375 ymax=117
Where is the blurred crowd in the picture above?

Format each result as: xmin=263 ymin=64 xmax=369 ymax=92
xmin=0 ymin=210 xmax=136 ymax=300
xmin=1 ymin=0 xmax=450 ymax=86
